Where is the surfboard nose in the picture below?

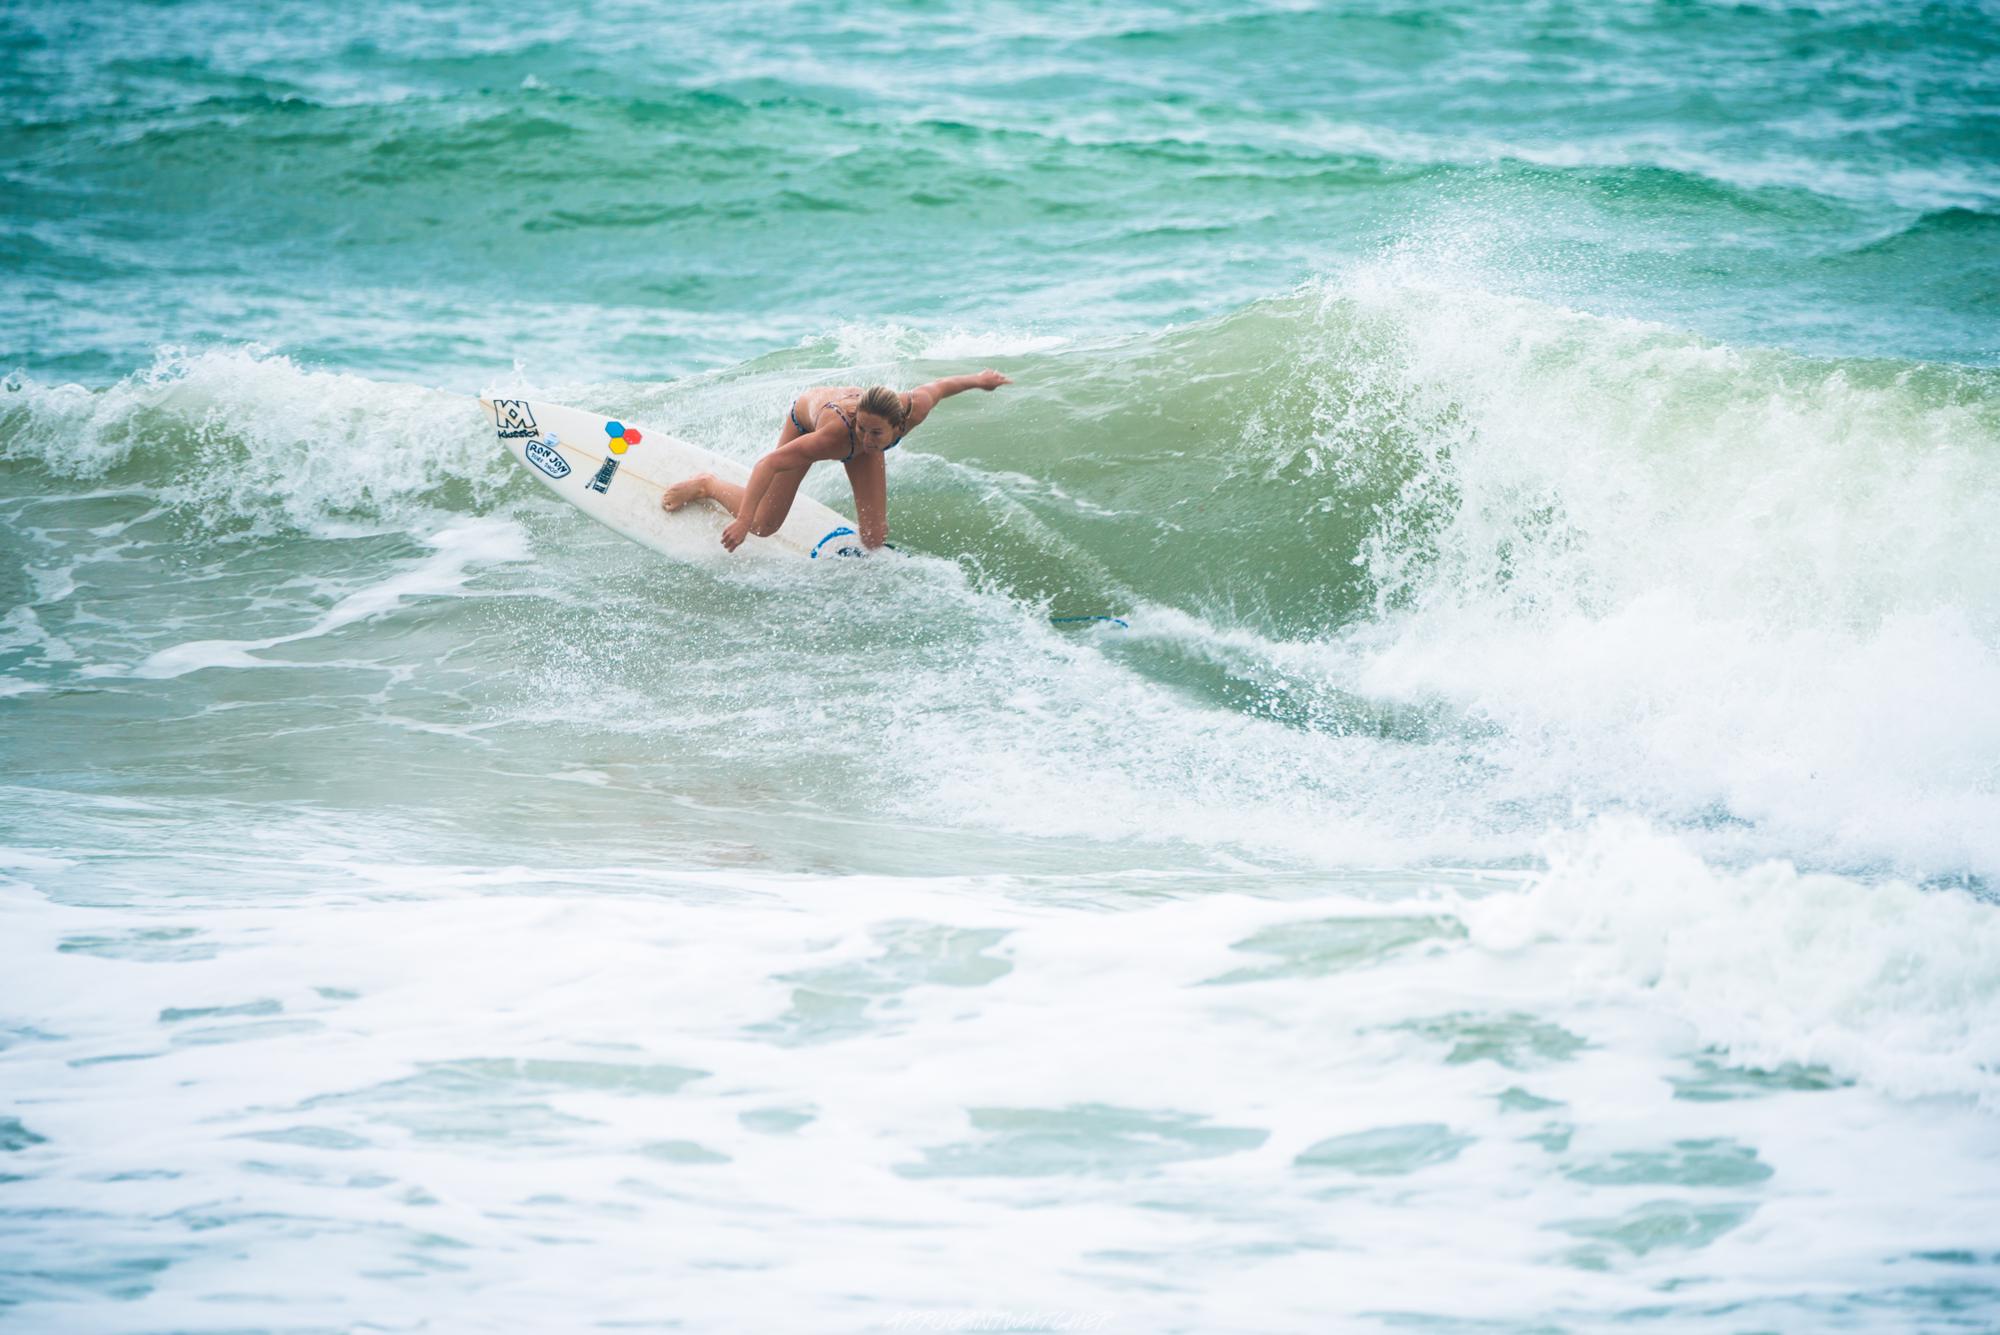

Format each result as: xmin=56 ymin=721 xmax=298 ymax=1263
xmin=476 ymin=396 xmax=498 ymax=425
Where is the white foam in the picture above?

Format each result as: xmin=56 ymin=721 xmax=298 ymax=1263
xmin=1462 ymin=817 xmax=2000 ymax=1105
xmin=0 ymin=846 xmax=75 ymax=872
xmin=114 ymin=518 xmax=530 ymax=680
xmin=4 ymin=847 xmax=1996 ymax=1331
xmin=821 ymin=320 xmax=1071 ymax=366
xmin=0 ymin=604 xmax=79 ymax=665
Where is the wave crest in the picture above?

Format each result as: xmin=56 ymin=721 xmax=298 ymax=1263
xmin=1 ymin=346 xmax=512 ymax=537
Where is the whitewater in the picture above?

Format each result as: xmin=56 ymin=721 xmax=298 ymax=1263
xmin=4 ymin=1 xmax=1999 ymax=1330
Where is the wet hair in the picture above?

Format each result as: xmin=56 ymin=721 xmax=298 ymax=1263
xmin=857 ymin=384 xmax=907 ymax=430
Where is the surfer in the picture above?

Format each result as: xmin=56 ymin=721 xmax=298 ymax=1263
xmin=660 ymin=371 xmax=1012 ymax=551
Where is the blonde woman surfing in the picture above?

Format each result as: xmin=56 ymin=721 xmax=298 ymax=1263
xmin=661 ymin=370 xmax=1012 ymax=551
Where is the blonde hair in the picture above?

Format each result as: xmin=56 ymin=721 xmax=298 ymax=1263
xmin=857 ymin=384 xmax=907 ymax=430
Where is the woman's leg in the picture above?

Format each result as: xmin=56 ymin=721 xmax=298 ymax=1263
xmin=747 ymin=459 xmax=810 ymax=535
xmin=662 ymin=472 xmax=742 ymax=513
xmin=662 ymin=411 xmax=804 ymax=526
xmin=842 ymin=450 xmax=888 ymax=547
xmin=661 ymin=465 xmax=809 ymax=534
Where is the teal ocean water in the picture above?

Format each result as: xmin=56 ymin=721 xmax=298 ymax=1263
xmin=5 ymin=2 xmax=2000 ymax=1330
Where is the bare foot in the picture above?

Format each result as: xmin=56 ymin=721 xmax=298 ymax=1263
xmin=661 ymin=473 xmax=712 ymax=513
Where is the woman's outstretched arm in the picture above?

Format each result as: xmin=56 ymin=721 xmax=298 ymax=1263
xmin=920 ymin=369 xmax=1016 ymax=407
xmin=906 ymin=369 xmax=1011 ymax=425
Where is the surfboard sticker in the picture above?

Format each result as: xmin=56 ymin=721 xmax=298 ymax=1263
xmin=810 ymin=526 xmax=863 ymax=559
xmin=525 ymin=436 xmax=570 ymax=479
xmin=494 ymin=400 xmax=539 ymax=439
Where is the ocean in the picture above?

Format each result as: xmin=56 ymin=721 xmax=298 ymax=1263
xmin=3 ymin=1 xmax=1999 ymax=1330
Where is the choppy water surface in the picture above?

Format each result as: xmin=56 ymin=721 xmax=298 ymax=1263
xmin=4 ymin=1 xmax=1999 ymax=1330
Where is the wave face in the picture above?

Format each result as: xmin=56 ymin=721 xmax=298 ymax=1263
xmin=7 ymin=283 xmax=1997 ymax=881
xmin=6 ymin=2 xmax=2000 ymax=1330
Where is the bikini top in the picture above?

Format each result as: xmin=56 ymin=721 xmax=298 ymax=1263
xmin=821 ymin=399 xmax=904 ymax=462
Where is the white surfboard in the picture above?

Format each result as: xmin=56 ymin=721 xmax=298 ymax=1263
xmin=478 ymin=396 xmax=868 ymax=561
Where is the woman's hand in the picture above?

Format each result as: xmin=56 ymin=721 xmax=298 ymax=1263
xmin=972 ymin=369 xmax=1012 ymax=391
xmin=720 ymin=517 xmax=751 ymax=552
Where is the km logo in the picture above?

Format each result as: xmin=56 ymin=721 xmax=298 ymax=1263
xmin=493 ymin=400 xmax=539 ymax=439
